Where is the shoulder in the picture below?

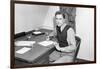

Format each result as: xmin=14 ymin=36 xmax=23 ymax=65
xmin=67 ymin=27 xmax=75 ymax=35
xmin=68 ymin=27 xmax=74 ymax=33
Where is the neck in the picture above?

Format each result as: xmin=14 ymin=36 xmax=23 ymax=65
xmin=61 ymin=23 xmax=67 ymax=31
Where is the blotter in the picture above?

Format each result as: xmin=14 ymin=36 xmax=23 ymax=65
xmin=16 ymin=47 xmax=31 ymax=54
xmin=38 ymin=40 xmax=54 ymax=47
xmin=15 ymin=41 xmax=36 ymax=46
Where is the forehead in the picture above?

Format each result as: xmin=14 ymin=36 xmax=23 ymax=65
xmin=55 ymin=14 xmax=63 ymax=18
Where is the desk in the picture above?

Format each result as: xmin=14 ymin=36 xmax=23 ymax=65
xmin=15 ymin=29 xmax=56 ymax=66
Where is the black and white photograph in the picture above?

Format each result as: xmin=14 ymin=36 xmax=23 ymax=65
xmin=11 ymin=0 xmax=96 ymax=68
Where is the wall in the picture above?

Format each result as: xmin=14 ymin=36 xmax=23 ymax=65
xmin=42 ymin=6 xmax=59 ymax=30
xmin=76 ymin=8 xmax=94 ymax=61
xmin=15 ymin=4 xmax=49 ymax=34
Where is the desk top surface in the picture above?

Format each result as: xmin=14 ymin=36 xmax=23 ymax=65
xmin=15 ymin=29 xmax=55 ymax=63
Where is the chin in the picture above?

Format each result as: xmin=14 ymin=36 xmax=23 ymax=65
xmin=57 ymin=25 xmax=61 ymax=27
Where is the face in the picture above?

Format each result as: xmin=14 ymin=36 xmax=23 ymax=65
xmin=55 ymin=14 xmax=65 ymax=27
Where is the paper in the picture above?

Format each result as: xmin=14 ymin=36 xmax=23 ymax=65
xmin=33 ymin=31 xmax=42 ymax=34
xmin=16 ymin=47 xmax=31 ymax=54
xmin=15 ymin=41 xmax=36 ymax=46
xmin=38 ymin=40 xmax=54 ymax=47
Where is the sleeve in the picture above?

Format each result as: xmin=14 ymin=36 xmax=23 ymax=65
xmin=67 ymin=28 xmax=76 ymax=48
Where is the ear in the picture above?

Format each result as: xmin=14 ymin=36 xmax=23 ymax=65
xmin=63 ymin=19 xmax=66 ymax=22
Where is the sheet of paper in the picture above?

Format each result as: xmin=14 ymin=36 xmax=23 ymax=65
xmin=16 ymin=47 xmax=31 ymax=54
xmin=15 ymin=41 xmax=36 ymax=46
xmin=33 ymin=31 xmax=42 ymax=34
xmin=38 ymin=40 xmax=54 ymax=47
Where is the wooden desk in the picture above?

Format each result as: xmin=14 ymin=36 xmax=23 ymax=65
xmin=15 ymin=29 xmax=55 ymax=66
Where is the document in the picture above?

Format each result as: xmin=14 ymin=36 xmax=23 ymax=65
xmin=15 ymin=41 xmax=36 ymax=46
xmin=38 ymin=40 xmax=54 ymax=47
xmin=16 ymin=47 xmax=31 ymax=54
xmin=33 ymin=31 xmax=42 ymax=34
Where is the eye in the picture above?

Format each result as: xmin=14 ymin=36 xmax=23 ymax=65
xmin=59 ymin=18 xmax=62 ymax=20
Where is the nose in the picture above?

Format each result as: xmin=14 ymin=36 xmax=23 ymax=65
xmin=56 ymin=19 xmax=60 ymax=23
xmin=56 ymin=21 xmax=59 ymax=24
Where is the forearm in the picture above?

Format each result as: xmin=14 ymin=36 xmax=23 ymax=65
xmin=59 ymin=45 xmax=76 ymax=52
xmin=54 ymin=42 xmax=76 ymax=52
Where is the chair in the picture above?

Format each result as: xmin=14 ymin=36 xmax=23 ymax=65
xmin=73 ymin=36 xmax=81 ymax=62
xmin=52 ymin=36 xmax=81 ymax=63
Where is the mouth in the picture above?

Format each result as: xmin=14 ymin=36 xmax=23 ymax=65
xmin=57 ymin=24 xmax=61 ymax=26
xmin=57 ymin=22 xmax=60 ymax=25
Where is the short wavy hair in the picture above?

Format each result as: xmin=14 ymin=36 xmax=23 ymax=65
xmin=55 ymin=11 xmax=66 ymax=19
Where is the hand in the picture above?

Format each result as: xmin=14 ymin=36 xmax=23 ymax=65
xmin=45 ymin=32 xmax=50 ymax=41
xmin=53 ymin=41 xmax=58 ymax=46
xmin=53 ymin=42 xmax=61 ymax=51
xmin=46 ymin=36 xmax=50 ymax=41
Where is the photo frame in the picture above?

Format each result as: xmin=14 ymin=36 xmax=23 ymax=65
xmin=10 ymin=0 xmax=96 ymax=68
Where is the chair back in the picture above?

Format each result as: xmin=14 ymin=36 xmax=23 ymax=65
xmin=73 ymin=36 xmax=81 ymax=62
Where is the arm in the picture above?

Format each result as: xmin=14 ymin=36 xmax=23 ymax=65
xmin=46 ymin=27 xmax=57 ymax=41
xmin=56 ymin=28 xmax=76 ymax=52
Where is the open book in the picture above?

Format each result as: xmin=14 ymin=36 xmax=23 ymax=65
xmin=38 ymin=40 xmax=54 ymax=47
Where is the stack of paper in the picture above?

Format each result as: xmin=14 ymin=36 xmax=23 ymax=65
xmin=16 ymin=47 xmax=31 ymax=54
xmin=38 ymin=40 xmax=54 ymax=47
xmin=15 ymin=41 xmax=36 ymax=46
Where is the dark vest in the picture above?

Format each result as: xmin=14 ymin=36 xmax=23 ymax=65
xmin=56 ymin=25 xmax=71 ymax=47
